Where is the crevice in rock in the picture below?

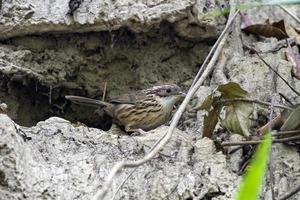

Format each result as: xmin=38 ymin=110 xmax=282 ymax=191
xmin=0 ymin=22 xmax=213 ymax=128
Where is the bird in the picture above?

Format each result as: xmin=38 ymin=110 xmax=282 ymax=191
xmin=67 ymin=0 xmax=84 ymax=16
xmin=65 ymin=84 xmax=185 ymax=134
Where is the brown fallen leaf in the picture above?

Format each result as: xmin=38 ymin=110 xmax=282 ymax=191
xmin=285 ymin=45 xmax=300 ymax=80
xmin=241 ymin=18 xmax=288 ymax=40
xmin=203 ymin=105 xmax=221 ymax=138
xmin=196 ymin=82 xmax=255 ymax=138
xmin=195 ymin=94 xmax=222 ymax=138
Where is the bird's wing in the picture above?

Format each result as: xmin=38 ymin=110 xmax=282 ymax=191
xmin=109 ymin=90 xmax=148 ymax=104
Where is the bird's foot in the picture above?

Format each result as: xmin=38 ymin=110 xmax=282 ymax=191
xmin=129 ymin=128 xmax=148 ymax=136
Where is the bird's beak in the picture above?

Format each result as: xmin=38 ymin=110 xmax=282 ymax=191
xmin=179 ymin=91 xmax=186 ymax=98
xmin=175 ymin=92 xmax=186 ymax=101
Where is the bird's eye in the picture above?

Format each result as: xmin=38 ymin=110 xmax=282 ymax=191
xmin=166 ymin=88 xmax=171 ymax=93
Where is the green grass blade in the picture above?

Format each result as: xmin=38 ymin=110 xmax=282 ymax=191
xmin=262 ymin=0 xmax=300 ymax=5
xmin=201 ymin=0 xmax=300 ymax=19
xmin=235 ymin=133 xmax=272 ymax=200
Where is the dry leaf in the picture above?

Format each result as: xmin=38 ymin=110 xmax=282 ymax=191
xmin=197 ymin=82 xmax=254 ymax=138
xmin=218 ymin=82 xmax=249 ymax=99
xmin=197 ymin=94 xmax=214 ymax=111
xmin=197 ymin=95 xmax=221 ymax=138
xmin=203 ymin=105 xmax=221 ymax=138
xmin=280 ymin=106 xmax=300 ymax=131
xmin=241 ymin=19 xmax=288 ymax=40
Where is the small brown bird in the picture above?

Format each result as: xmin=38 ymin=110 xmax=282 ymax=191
xmin=66 ymin=84 xmax=185 ymax=134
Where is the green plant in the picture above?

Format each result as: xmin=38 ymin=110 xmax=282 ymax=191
xmin=235 ymin=133 xmax=272 ymax=200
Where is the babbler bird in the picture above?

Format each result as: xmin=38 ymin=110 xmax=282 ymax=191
xmin=66 ymin=84 xmax=185 ymax=134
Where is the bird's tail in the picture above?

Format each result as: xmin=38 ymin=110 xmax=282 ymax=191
xmin=65 ymin=95 xmax=111 ymax=108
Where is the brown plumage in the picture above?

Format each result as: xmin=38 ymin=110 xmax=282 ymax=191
xmin=65 ymin=84 xmax=185 ymax=133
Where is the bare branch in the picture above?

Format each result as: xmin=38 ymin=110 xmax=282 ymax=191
xmin=221 ymin=135 xmax=300 ymax=146
xmin=272 ymin=129 xmax=300 ymax=136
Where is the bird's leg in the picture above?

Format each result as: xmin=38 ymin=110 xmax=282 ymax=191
xmin=125 ymin=126 xmax=147 ymax=136
xmin=131 ymin=129 xmax=147 ymax=136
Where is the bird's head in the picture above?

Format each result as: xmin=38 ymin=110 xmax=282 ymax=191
xmin=144 ymin=84 xmax=186 ymax=105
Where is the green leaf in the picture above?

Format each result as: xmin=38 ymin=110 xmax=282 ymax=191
xmin=235 ymin=133 xmax=272 ymax=200
xmin=218 ymin=83 xmax=253 ymax=136
xmin=263 ymin=0 xmax=300 ymax=5
xmin=201 ymin=1 xmax=300 ymax=19
xmin=280 ymin=106 xmax=300 ymax=131
xmin=222 ymin=102 xmax=253 ymax=136
xmin=218 ymin=82 xmax=249 ymax=99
